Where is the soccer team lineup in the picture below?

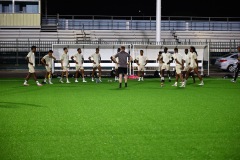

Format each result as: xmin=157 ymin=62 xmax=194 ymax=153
xmin=23 ymin=45 xmax=240 ymax=88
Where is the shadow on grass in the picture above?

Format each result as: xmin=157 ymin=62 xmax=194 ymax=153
xmin=0 ymin=102 xmax=44 ymax=108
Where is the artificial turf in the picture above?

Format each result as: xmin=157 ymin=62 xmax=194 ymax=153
xmin=0 ymin=77 xmax=240 ymax=160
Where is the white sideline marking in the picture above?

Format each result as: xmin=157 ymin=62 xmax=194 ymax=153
xmin=0 ymin=80 xmax=23 ymax=82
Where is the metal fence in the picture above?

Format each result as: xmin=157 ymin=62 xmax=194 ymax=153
xmin=42 ymin=15 xmax=240 ymax=31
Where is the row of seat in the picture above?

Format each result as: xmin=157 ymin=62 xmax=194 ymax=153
xmin=1 ymin=29 xmax=240 ymax=42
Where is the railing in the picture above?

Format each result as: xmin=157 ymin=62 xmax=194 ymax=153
xmin=41 ymin=15 xmax=240 ymax=31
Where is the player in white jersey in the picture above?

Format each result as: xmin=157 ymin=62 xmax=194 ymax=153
xmin=172 ymin=48 xmax=185 ymax=87
xmin=71 ymin=48 xmax=87 ymax=83
xmin=182 ymin=48 xmax=195 ymax=83
xmin=89 ymin=48 xmax=102 ymax=82
xmin=157 ymin=51 xmax=163 ymax=78
xmin=23 ymin=46 xmax=42 ymax=86
xmin=160 ymin=47 xmax=174 ymax=86
xmin=135 ymin=50 xmax=148 ymax=81
xmin=185 ymin=46 xmax=204 ymax=86
xmin=59 ymin=47 xmax=70 ymax=83
xmin=41 ymin=50 xmax=56 ymax=84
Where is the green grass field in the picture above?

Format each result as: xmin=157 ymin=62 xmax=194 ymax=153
xmin=0 ymin=77 xmax=240 ymax=160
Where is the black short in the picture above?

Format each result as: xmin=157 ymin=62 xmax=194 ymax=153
xmin=118 ymin=67 xmax=127 ymax=75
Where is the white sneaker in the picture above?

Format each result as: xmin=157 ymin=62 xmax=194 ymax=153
xmin=160 ymin=82 xmax=164 ymax=87
xmin=179 ymin=83 xmax=185 ymax=88
xmin=66 ymin=81 xmax=71 ymax=83
xmin=37 ymin=83 xmax=43 ymax=86
xmin=92 ymin=78 xmax=94 ymax=82
xmin=23 ymin=83 xmax=29 ymax=86
xmin=99 ymin=79 xmax=102 ymax=82
xmin=141 ymin=77 xmax=144 ymax=81
xmin=231 ymin=79 xmax=236 ymax=83
xmin=75 ymin=80 xmax=79 ymax=83
xmin=49 ymin=81 xmax=53 ymax=84
xmin=138 ymin=78 xmax=141 ymax=81
xmin=59 ymin=79 xmax=63 ymax=83
xmin=83 ymin=80 xmax=87 ymax=83
xmin=198 ymin=81 xmax=204 ymax=86
xmin=172 ymin=83 xmax=177 ymax=87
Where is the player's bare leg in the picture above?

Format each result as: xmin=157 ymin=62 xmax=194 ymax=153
xmin=172 ymin=73 xmax=179 ymax=87
xmin=119 ymin=73 xmax=122 ymax=88
xmin=33 ymin=72 xmax=42 ymax=86
xmin=160 ymin=69 xmax=165 ymax=87
xmin=167 ymin=70 xmax=171 ymax=82
xmin=60 ymin=71 xmax=65 ymax=83
xmin=23 ymin=73 xmax=31 ymax=86
xmin=92 ymin=68 xmax=96 ymax=81
xmin=81 ymin=69 xmax=87 ymax=82
xmin=98 ymin=66 xmax=102 ymax=82
xmin=138 ymin=70 xmax=141 ymax=81
xmin=124 ymin=74 xmax=128 ymax=87
xmin=193 ymin=68 xmax=204 ymax=85
xmin=65 ymin=70 xmax=70 ymax=83
xmin=75 ymin=70 xmax=79 ymax=82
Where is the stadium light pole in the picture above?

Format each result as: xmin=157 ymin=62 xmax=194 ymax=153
xmin=45 ymin=0 xmax=47 ymax=19
xmin=156 ymin=0 xmax=161 ymax=44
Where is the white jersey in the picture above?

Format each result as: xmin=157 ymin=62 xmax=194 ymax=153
xmin=173 ymin=53 xmax=183 ymax=67
xmin=189 ymin=52 xmax=198 ymax=67
xmin=42 ymin=55 xmax=53 ymax=68
xmin=26 ymin=51 xmax=35 ymax=67
xmin=60 ymin=53 xmax=69 ymax=67
xmin=90 ymin=53 xmax=101 ymax=64
xmin=136 ymin=55 xmax=148 ymax=65
xmin=183 ymin=53 xmax=191 ymax=67
xmin=162 ymin=52 xmax=172 ymax=65
xmin=73 ymin=53 xmax=83 ymax=66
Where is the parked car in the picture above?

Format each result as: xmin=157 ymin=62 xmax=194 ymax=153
xmin=215 ymin=53 xmax=238 ymax=72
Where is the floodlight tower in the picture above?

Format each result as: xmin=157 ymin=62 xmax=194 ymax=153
xmin=156 ymin=0 xmax=161 ymax=44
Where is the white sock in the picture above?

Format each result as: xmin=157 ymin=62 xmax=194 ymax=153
xmin=24 ymin=80 xmax=27 ymax=83
xmin=36 ymin=81 xmax=39 ymax=84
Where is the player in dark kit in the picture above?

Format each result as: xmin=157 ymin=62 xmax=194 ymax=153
xmin=111 ymin=46 xmax=133 ymax=88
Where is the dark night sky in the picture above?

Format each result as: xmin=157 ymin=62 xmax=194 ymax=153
xmin=42 ymin=0 xmax=239 ymax=17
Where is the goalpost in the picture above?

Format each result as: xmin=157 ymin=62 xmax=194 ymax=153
xmin=51 ymin=43 xmax=132 ymax=74
xmin=132 ymin=44 xmax=209 ymax=76
xmin=51 ymin=43 xmax=209 ymax=76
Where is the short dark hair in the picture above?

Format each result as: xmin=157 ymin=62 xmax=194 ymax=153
xmin=174 ymin=47 xmax=178 ymax=51
xmin=48 ymin=50 xmax=53 ymax=53
xmin=117 ymin=48 xmax=121 ymax=52
xmin=63 ymin=47 xmax=67 ymax=50
xmin=31 ymin=46 xmax=36 ymax=50
xmin=77 ymin=48 xmax=81 ymax=51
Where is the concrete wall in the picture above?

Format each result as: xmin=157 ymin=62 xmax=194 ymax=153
xmin=0 ymin=13 xmax=40 ymax=28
